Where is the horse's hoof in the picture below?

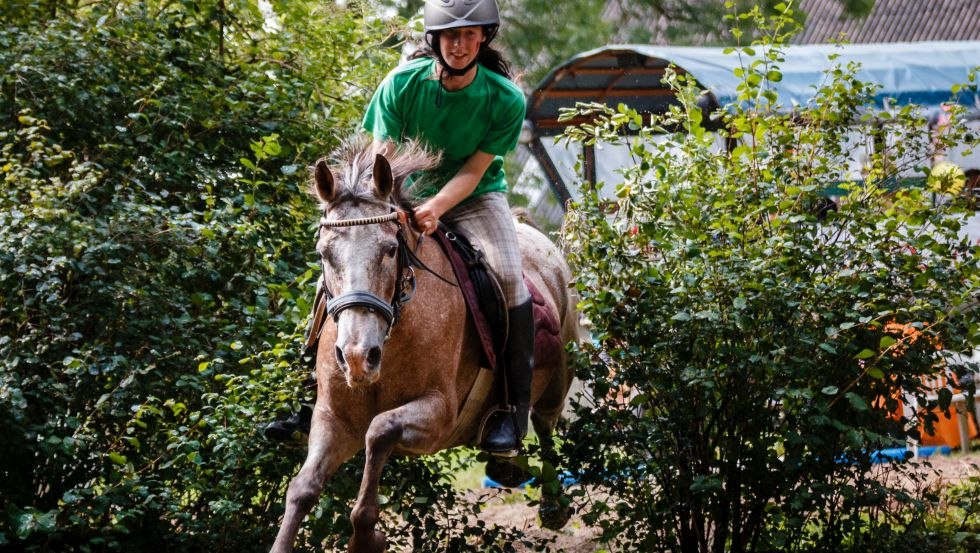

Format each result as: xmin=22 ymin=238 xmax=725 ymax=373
xmin=485 ymin=457 xmax=532 ymax=488
xmin=539 ymin=495 xmax=572 ymax=530
xmin=348 ymin=530 xmax=387 ymax=553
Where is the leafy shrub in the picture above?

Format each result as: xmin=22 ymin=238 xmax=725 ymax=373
xmin=831 ymin=470 xmax=980 ymax=553
xmin=559 ymin=5 xmax=979 ymax=552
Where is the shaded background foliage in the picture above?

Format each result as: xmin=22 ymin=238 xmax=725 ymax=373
xmin=1 ymin=1 xmax=535 ymax=551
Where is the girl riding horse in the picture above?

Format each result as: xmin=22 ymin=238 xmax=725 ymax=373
xmin=364 ymin=0 xmax=532 ymax=455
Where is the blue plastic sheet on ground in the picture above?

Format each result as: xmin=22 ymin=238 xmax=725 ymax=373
xmin=870 ymin=446 xmax=952 ymax=464
xmin=482 ymin=471 xmax=579 ymax=489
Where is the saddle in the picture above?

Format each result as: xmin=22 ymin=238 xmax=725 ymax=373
xmin=430 ymin=227 xmax=506 ymax=371
xmin=432 ymin=225 xmax=562 ymax=372
xmin=431 ymin=225 xmax=563 ymax=446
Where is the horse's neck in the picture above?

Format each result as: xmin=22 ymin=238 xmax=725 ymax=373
xmin=390 ymin=227 xmax=475 ymax=378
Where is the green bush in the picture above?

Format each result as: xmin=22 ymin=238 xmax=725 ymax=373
xmin=559 ymin=5 xmax=979 ymax=552
xmin=831 ymin=471 xmax=980 ymax=553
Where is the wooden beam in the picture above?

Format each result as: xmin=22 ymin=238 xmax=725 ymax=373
xmin=538 ymin=88 xmax=677 ymax=99
xmin=558 ymin=66 xmax=668 ymax=77
xmin=527 ymin=137 xmax=572 ymax=206
xmin=583 ymin=143 xmax=597 ymax=186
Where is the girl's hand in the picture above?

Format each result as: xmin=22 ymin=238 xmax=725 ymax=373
xmin=414 ymin=198 xmax=446 ymax=235
xmin=411 ymin=150 xmax=494 ymax=235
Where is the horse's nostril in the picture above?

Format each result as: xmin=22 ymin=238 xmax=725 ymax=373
xmin=367 ymin=346 xmax=382 ymax=367
xmin=335 ymin=346 xmax=346 ymax=367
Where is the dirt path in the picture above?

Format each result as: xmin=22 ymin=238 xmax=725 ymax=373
xmin=473 ymin=451 xmax=980 ymax=552
xmin=469 ymin=487 xmax=603 ymax=553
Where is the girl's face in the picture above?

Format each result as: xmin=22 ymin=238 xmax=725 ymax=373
xmin=438 ymin=26 xmax=485 ymax=71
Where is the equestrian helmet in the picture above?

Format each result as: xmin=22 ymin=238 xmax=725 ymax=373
xmin=423 ymin=0 xmax=500 ymax=32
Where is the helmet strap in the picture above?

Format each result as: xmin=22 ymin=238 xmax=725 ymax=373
xmin=483 ymin=25 xmax=499 ymax=44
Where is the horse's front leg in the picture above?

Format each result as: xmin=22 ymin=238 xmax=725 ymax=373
xmin=271 ymin=405 xmax=360 ymax=553
xmin=347 ymin=393 xmax=451 ymax=553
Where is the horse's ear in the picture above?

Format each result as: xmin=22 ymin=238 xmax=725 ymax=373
xmin=314 ymin=159 xmax=335 ymax=202
xmin=373 ymin=154 xmax=393 ymax=199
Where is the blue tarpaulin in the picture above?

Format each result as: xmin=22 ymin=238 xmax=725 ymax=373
xmin=528 ymin=41 xmax=980 ymax=136
xmin=605 ymin=42 xmax=976 ymax=110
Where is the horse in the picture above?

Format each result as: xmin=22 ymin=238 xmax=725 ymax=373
xmin=270 ymin=137 xmax=581 ymax=553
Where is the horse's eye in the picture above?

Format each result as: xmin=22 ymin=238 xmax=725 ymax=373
xmin=382 ymin=242 xmax=397 ymax=259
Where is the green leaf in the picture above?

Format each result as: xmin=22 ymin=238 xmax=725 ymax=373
xmin=938 ymin=388 xmax=953 ymax=411
xmin=108 ymin=452 xmax=127 ymax=465
xmin=845 ymin=392 xmax=868 ymax=411
xmin=854 ymin=349 xmax=875 ymax=360
xmin=879 ymin=336 xmax=897 ymax=349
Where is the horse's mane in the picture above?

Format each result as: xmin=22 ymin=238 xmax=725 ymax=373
xmin=311 ymin=135 xmax=442 ymax=211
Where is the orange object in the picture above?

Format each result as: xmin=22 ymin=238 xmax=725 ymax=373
xmin=916 ymin=374 xmax=978 ymax=448
xmin=874 ymin=320 xmax=976 ymax=448
xmin=918 ymin=409 xmax=976 ymax=447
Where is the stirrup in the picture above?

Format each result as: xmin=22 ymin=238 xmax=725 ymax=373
xmin=479 ymin=406 xmax=522 ymax=458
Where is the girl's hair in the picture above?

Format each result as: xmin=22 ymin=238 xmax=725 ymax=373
xmin=412 ymin=32 xmax=511 ymax=79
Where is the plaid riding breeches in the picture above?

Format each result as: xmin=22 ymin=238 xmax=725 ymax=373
xmin=441 ymin=192 xmax=530 ymax=307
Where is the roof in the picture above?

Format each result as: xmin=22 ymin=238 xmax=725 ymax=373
xmin=795 ymin=0 xmax=980 ymax=44
xmin=527 ymin=41 xmax=980 ymax=136
xmin=602 ymin=0 xmax=980 ymax=46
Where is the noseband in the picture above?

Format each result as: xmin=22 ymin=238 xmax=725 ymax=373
xmin=317 ymin=210 xmax=416 ymax=341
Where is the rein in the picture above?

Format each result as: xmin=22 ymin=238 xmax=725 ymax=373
xmin=317 ymin=209 xmax=455 ymax=341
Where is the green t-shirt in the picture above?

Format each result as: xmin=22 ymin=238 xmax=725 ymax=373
xmin=362 ymin=57 xmax=526 ymax=201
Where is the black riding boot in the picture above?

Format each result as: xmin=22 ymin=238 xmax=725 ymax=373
xmin=264 ymin=344 xmax=317 ymax=443
xmin=482 ymin=299 xmax=534 ymax=456
xmin=263 ymin=402 xmax=313 ymax=442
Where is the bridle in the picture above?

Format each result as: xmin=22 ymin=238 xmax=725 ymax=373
xmin=317 ymin=209 xmax=414 ymax=341
xmin=317 ymin=208 xmax=454 ymax=341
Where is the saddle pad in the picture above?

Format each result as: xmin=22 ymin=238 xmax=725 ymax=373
xmin=526 ymin=278 xmax=562 ymax=369
xmin=433 ymin=229 xmax=565 ymax=447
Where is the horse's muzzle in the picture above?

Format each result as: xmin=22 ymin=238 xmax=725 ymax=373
xmin=336 ymin=344 xmax=383 ymax=386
